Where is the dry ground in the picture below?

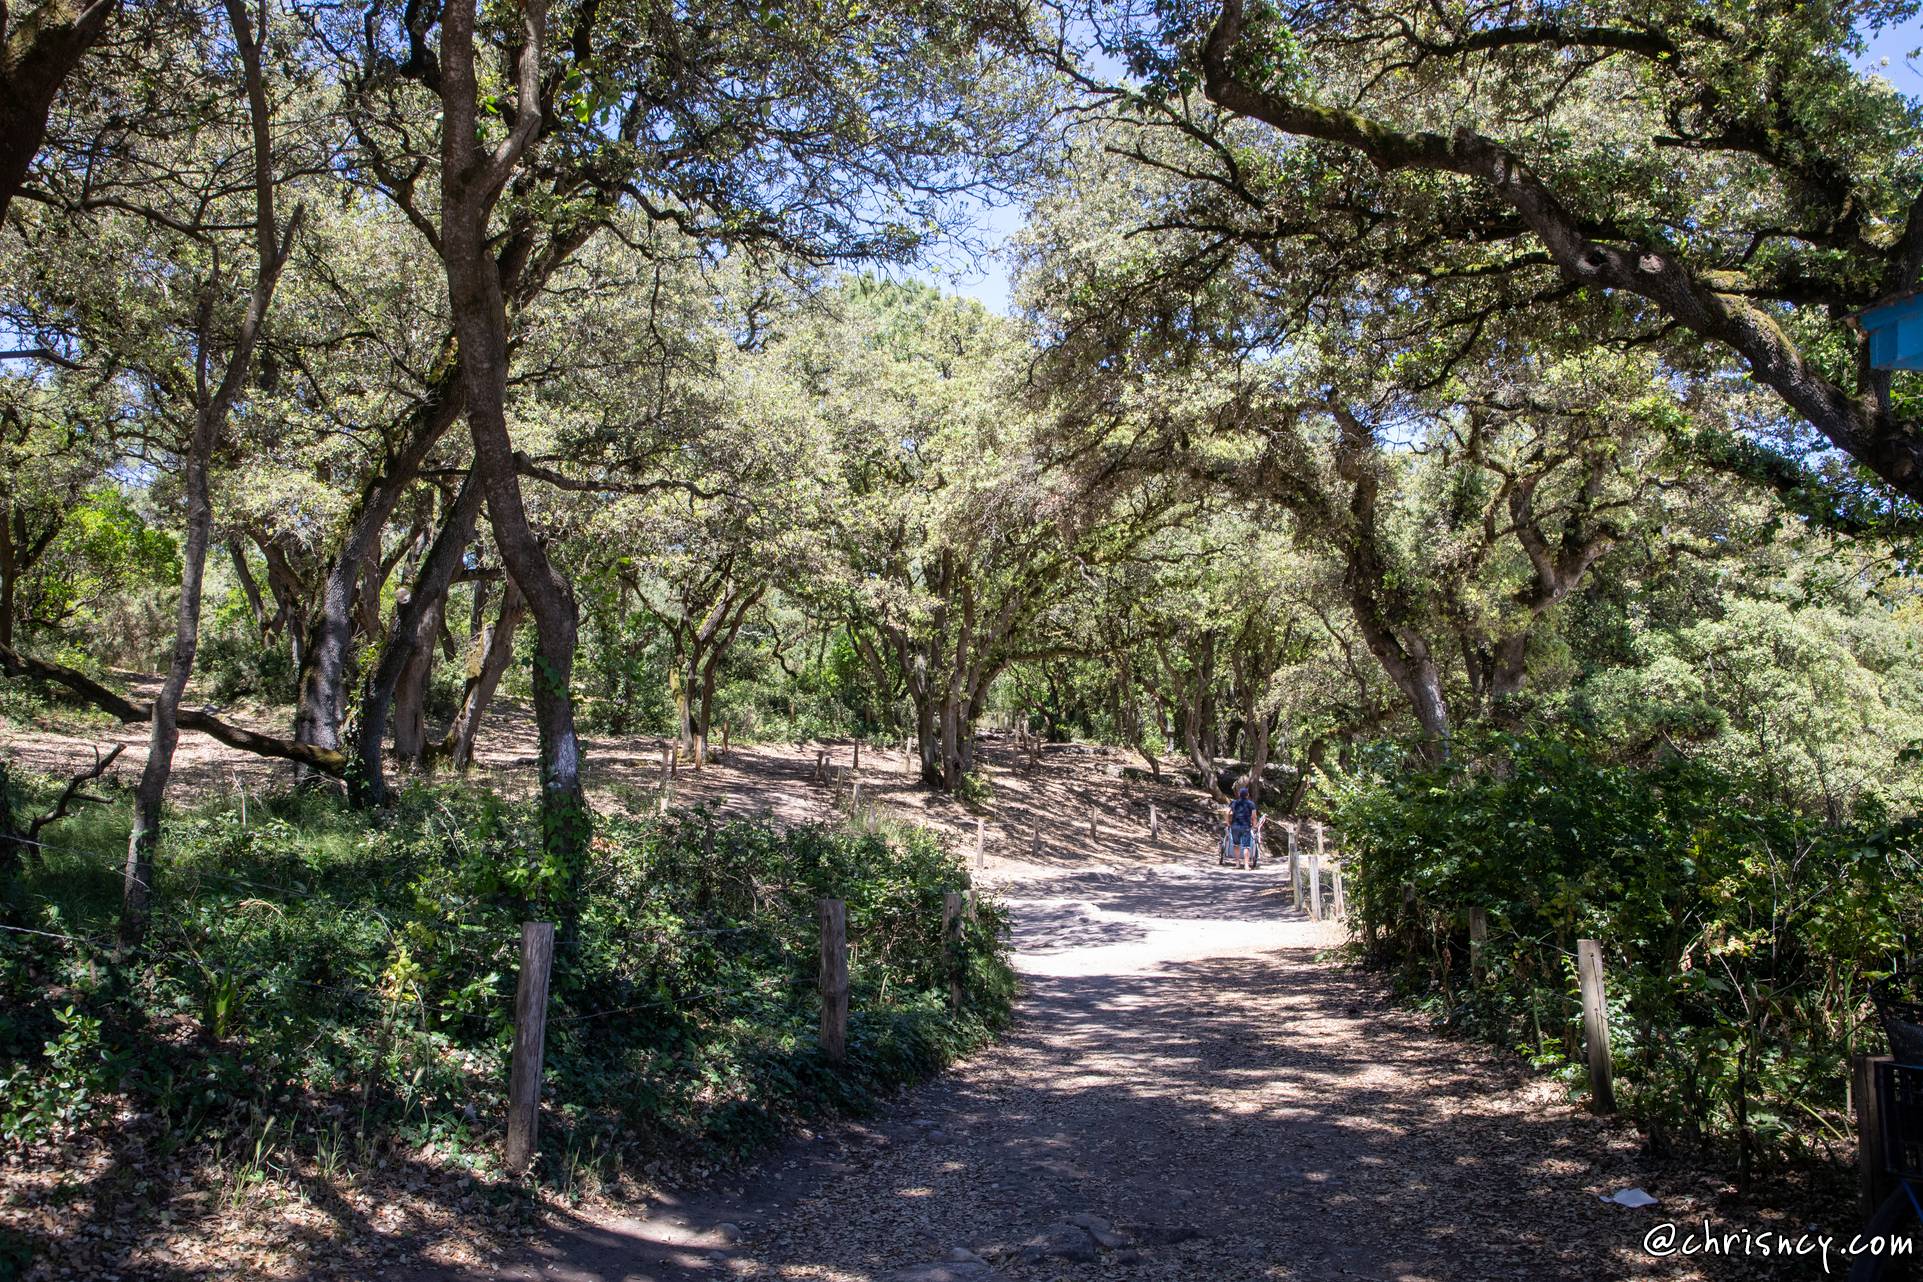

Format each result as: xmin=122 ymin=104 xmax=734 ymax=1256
xmin=0 ymin=680 xmax=1221 ymax=869
xmin=416 ymin=860 xmax=1833 ymax=1282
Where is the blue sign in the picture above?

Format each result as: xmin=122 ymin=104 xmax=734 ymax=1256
xmin=1862 ymin=293 xmax=1923 ymax=371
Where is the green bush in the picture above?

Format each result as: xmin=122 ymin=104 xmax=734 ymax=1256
xmin=0 ymin=1006 xmax=123 ymax=1143
xmin=576 ymin=596 xmax=675 ymax=735
xmin=1333 ymin=730 xmax=1921 ymax=1171
xmin=717 ymin=628 xmax=899 ymax=744
xmin=0 ymin=781 xmax=1013 ymax=1182
xmin=955 ymin=769 xmax=993 ymax=810
xmin=199 ymin=628 xmax=295 ymax=704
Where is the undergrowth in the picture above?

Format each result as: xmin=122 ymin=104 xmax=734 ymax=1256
xmin=0 ymin=775 xmax=1013 ymax=1200
xmin=1332 ymin=729 xmax=1921 ymax=1177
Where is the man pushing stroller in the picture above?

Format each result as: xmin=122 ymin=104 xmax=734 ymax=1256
xmin=1227 ymin=785 xmax=1259 ymax=869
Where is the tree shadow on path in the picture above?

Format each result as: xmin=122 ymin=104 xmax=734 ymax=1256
xmin=384 ymin=858 xmax=1805 ymax=1282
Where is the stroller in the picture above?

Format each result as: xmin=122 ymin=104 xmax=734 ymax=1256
xmin=1217 ymin=810 xmax=1264 ymax=868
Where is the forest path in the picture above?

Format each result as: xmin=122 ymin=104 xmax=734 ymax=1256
xmin=445 ymin=845 xmax=1721 ymax=1282
xmin=2 ymin=704 xmax=1751 ymax=1280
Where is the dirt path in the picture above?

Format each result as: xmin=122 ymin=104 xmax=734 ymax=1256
xmin=3 ymin=704 xmax=1789 ymax=1280
xmin=422 ymin=841 xmax=1746 ymax=1282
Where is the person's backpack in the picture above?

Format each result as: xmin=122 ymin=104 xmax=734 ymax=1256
xmin=1230 ymin=797 xmax=1256 ymax=827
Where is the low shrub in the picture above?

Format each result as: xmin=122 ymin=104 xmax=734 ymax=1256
xmin=1332 ymin=730 xmax=1921 ymax=1173
xmin=198 ymin=628 xmax=295 ymax=704
xmin=0 ymin=780 xmax=1012 ymax=1186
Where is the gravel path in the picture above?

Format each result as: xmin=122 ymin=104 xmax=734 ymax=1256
xmin=456 ymin=849 xmax=1735 ymax=1282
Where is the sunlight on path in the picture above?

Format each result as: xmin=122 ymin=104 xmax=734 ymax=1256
xmin=419 ymin=768 xmax=1726 ymax=1282
xmin=713 ymin=849 xmax=1707 ymax=1282
xmin=1008 ymin=860 xmax=1341 ymax=977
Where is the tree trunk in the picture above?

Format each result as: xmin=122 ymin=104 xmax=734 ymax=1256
xmin=290 ymin=365 xmax=460 ymax=770
xmin=696 ymin=662 xmax=718 ymax=767
xmin=674 ymin=665 xmax=696 ymax=763
xmin=1401 ymin=643 xmax=1451 ymax=751
xmin=1244 ymin=709 xmax=1272 ymax=802
xmin=1487 ymin=631 xmax=1530 ymax=717
xmin=352 ymin=472 xmax=483 ymax=805
xmin=122 ymin=404 xmax=216 ymax=948
xmin=291 ymin=553 xmax=361 ymax=765
xmin=1332 ymin=404 xmax=1452 ymax=758
xmin=438 ymin=0 xmax=585 ymax=912
xmin=1230 ymin=643 xmax=1276 ymax=801
xmin=939 ymin=692 xmax=961 ymax=790
xmin=1180 ymin=682 xmax=1225 ymax=797
xmin=0 ymin=0 xmax=117 ymax=228
xmin=445 ymin=577 xmax=524 ymax=772
xmin=0 ymin=558 xmax=14 ymax=650
xmin=960 ymin=676 xmax=995 ymax=777
xmin=1348 ymin=617 xmax=1452 ymax=755
xmin=122 ymin=0 xmax=294 ymax=948
xmin=0 ymin=509 xmax=62 ymax=649
xmin=1158 ymin=633 xmax=1225 ymax=797
xmin=226 ymin=540 xmax=270 ymax=635
xmin=254 ymin=530 xmax=306 ymax=665
xmin=1284 ymin=738 xmax=1325 ymax=814
xmin=913 ymin=684 xmax=940 ymax=784
xmin=695 ymin=584 xmax=762 ymax=764
xmin=390 ymin=593 xmax=443 ymax=762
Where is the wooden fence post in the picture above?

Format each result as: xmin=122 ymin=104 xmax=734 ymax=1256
xmin=1149 ymin=803 xmax=1159 ymax=841
xmin=1309 ymin=823 xmax=1325 ymax=922
xmin=1330 ymin=859 xmax=1346 ymax=919
xmin=853 ymin=739 xmax=861 ymax=772
xmin=903 ymin=738 xmax=913 ymax=775
xmin=1287 ymin=824 xmax=1301 ymax=911
xmin=720 ymin=720 xmax=730 ymax=758
xmin=1086 ymin=809 xmax=1097 ymax=847
xmin=815 ymin=750 xmax=826 ymax=782
xmin=851 ymin=778 xmax=862 ymax=811
xmin=505 ymin=921 xmax=555 ymax=1173
xmin=1577 ymin=939 xmax=1616 ymax=1114
xmin=660 ymin=746 xmax=671 ymax=782
xmin=1856 ymin=1053 xmax=1894 ymax=1215
xmin=943 ymin=891 xmax=965 ymax=1012
xmin=819 ymin=899 xmax=848 ymax=1064
xmin=1468 ymin=908 xmax=1488 ymax=981
xmin=1031 ymin=824 xmax=1042 ymax=858
xmin=974 ymin=818 xmax=985 ymax=872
